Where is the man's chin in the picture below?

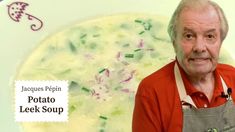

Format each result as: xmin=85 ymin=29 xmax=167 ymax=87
xmin=188 ymin=68 xmax=214 ymax=77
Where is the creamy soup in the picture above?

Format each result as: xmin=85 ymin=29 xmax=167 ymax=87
xmin=15 ymin=13 xmax=233 ymax=132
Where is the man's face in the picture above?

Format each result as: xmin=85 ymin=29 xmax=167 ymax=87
xmin=174 ymin=5 xmax=222 ymax=77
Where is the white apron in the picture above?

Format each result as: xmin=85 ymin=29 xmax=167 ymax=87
xmin=174 ymin=64 xmax=235 ymax=132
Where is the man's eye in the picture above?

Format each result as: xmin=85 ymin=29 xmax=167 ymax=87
xmin=184 ymin=33 xmax=194 ymax=39
xmin=207 ymin=34 xmax=215 ymax=39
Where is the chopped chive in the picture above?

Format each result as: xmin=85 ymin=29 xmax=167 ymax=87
xmin=121 ymin=61 xmax=129 ymax=65
xmin=60 ymin=69 xmax=71 ymax=74
xmin=152 ymin=35 xmax=171 ymax=43
xmin=149 ymin=25 xmax=152 ymax=30
xmin=134 ymin=19 xmax=143 ymax=23
xmin=135 ymin=52 xmax=144 ymax=60
xmin=81 ymin=39 xmax=86 ymax=44
xmin=89 ymin=42 xmax=97 ymax=49
xmin=143 ymin=22 xmax=152 ymax=31
xmin=122 ymin=43 xmax=130 ymax=47
xmin=134 ymin=49 xmax=142 ymax=52
xmin=99 ymin=68 xmax=106 ymax=74
xmin=139 ymin=31 xmax=145 ymax=35
xmin=99 ymin=116 xmax=108 ymax=120
xmin=40 ymin=57 xmax=46 ymax=62
xmin=69 ymin=42 xmax=77 ymax=53
xmin=69 ymin=105 xmax=76 ymax=114
xmin=152 ymin=35 xmax=161 ymax=40
xmin=71 ymin=105 xmax=76 ymax=110
xmin=81 ymin=87 xmax=90 ymax=92
xmin=111 ymin=108 xmax=123 ymax=116
xmin=69 ymin=81 xmax=79 ymax=89
xmin=99 ymin=129 xmax=105 ymax=132
xmin=114 ymin=86 xmax=122 ymax=90
xmin=120 ymin=23 xmax=130 ymax=29
xmin=93 ymin=34 xmax=100 ymax=37
xmin=80 ymin=34 xmax=87 ymax=39
xmin=145 ymin=25 xmax=152 ymax=30
xmin=125 ymin=54 xmax=134 ymax=58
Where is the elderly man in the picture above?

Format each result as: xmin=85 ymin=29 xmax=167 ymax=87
xmin=132 ymin=0 xmax=235 ymax=131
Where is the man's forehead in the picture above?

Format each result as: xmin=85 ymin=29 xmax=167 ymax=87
xmin=179 ymin=5 xmax=220 ymax=23
xmin=177 ymin=6 xmax=220 ymax=31
xmin=179 ymin=20 xmax=220 ymax=33
xmin=183 ymin=27 xmax=218 ymax=33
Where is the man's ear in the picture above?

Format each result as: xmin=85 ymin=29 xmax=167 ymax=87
xmin=172 ymin=40 xmax=177 ymax=53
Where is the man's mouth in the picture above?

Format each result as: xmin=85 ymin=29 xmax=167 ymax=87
xmin=189 ymin=58 xmax=210 ymax=63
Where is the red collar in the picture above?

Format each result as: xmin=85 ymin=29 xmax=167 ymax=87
xmin=175 ymin=60 xmax=223 ymax=99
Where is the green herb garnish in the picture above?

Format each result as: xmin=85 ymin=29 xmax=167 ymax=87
xmin=139 ymin=31 xmax=145 ymax=35
xmin=99 ymin=116 xmax=108 ymax=120
xmin=125 ymin=54 xmax=134 ymax=58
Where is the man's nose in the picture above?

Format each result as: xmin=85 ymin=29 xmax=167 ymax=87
xmin=192 ymin=37 xmax=206 ymax=53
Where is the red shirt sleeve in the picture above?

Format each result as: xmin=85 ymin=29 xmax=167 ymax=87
xmin=132 ymin=82 xmax=163 ymax=132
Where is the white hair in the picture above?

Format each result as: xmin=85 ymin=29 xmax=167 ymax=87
xmin=167 ymin=0 xmax=229 ymax=42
